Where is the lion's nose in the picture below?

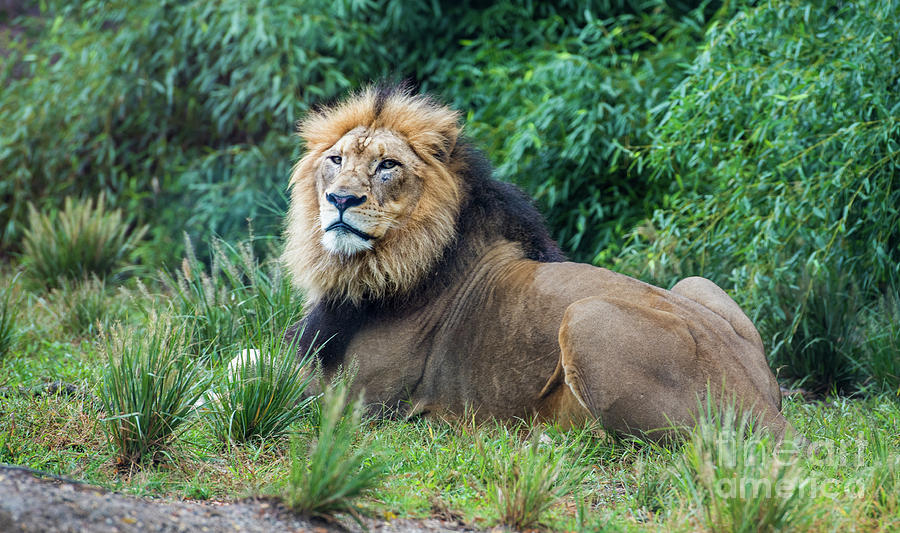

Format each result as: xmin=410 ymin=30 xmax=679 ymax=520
xmin=326 ymin=193 xmax=367 ymax=212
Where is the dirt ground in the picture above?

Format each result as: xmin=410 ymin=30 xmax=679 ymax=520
xmin=0 ymin=465 xmax=476 ymax=533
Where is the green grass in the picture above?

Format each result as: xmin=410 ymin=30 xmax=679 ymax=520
xmin=21 ymin=195 xmax=147 ymax=289
xmin=1 ymin=266 xmax=899 ymax=530
xmin=98 ymin=315 xmax=209 ymax=467
xmin=46 ymin=277 xmax=128 ymax=337
xmin=476 ymin=425 xmax=587 ymax=529
xmin=160 ymin=236 xmax=302 ymax=366
xmin=667 ymin=402 xmax=811 ymax=532
xmin=854 ymin=292 xmax=900 ymax=396
xmin=774 ymin=272 xmax=862 ymax=394
xmin=284 ymin=382 xmax=387 ymax=522
xmin=0 ymin=272 xmax=19 ymax=361
xmin=202 ymin=326 xmax=317 ymax=444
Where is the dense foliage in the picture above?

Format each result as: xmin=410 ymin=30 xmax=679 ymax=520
xmin=1 ymin=0 xmax=382 ymax=257
xmin=0 ymin=273 xmax=17 ymax=361
xmin=418 ymin=1 xmax=715 ymax=261
xmin=0 ymin=0 xmax=710 ymax=261
xmin=2 ymin=0 xmax=898 ymax=392
xmin=619 ymin=0 xmax=900 ymax=392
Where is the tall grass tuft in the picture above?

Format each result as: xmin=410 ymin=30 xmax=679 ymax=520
xmin=285 ymin=382 xmax=386 ymax=522
xmin=864 ymin=430 xmax=900 ymax=518
xmin=854 ymin=290 xmax=900 ymax=395
xmin=774 ymin=271 xmax=861 ymax=394
xmin=49 ymin=277 xmax=126 ymax=336
xmin=98 ymin=315 xmax=208 ymax=466
xmin=630 ymin=452 xmax=674 ymax=516
xmin=22 ymin=195 xmax=146 ymax=289
xmin=669 ymin=401 xmax=811 ymax=533
xmin=478 ymin=427 xmax=584 ymax=530
xmin=162 ymin=235 xmax=302 ymax=364
xmin=0 ymin=273 xmax=20 ymax=361
xmin=204 ymin=325 xmax=318 ymax=443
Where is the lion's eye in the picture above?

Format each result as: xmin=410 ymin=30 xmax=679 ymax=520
xmin=328 ymin=155 xmax=342 ymax=165
xmin=379 ymin=159 xmax=400 ymax=170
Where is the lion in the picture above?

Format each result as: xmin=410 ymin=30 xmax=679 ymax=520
xmin=280 ymin=84 xmax=795 ymax=441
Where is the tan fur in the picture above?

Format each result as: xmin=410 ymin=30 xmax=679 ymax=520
xmin=280 ymin=87 xmax=796 ymax=442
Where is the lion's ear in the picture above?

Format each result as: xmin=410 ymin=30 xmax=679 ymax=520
xmin=411 ymin=130 xmax=457 ymax=164
xmin=435 ymin=122 xmax=460 ymax=163
xmin=407 ymin=108 xmax=461 ymax=164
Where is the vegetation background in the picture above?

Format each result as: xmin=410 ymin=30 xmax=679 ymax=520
xmin=3 ymin=0 xmax=897 ymax=395
xmin=1 ymin=0 xmax=899 ymax=530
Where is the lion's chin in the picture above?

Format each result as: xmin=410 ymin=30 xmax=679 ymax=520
xmin=321 ymin=229 xmax=374 ymax=256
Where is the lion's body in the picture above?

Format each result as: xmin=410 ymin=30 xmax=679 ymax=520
xmin=281 ymin=85 xmax=793 ymax=440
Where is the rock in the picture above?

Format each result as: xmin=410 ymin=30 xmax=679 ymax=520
xmin=0 ymin=465 xmax=475 ymax=533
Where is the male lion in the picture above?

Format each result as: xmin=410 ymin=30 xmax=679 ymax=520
xmin=281 ymin=85 xmax=795 ymax=441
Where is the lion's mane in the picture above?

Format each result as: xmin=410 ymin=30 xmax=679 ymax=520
xmin=282 ymin=84 xmax=564 ymax=310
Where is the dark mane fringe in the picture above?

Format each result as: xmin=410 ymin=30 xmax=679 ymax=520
xmin=372 ymin=79 xmax=414 ymax=120
xmin=452 ymin=142 xmax=566 ymax=264
xmin=287 ymin=138 xmax=565 ymax=367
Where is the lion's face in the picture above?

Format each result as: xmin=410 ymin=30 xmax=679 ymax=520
xmin=282 ymin=86 xmax=465 ymax=304
xmin=316 ymin=127 xmax=425 ymax=256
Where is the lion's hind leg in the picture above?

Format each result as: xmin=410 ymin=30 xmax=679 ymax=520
xmin=671 ymin=276 xmax=764 ymax=353
xmin=670 ymin=276 xmax=783 ymax=409
xmin=557 ymin=296 xmax=704 ymax=441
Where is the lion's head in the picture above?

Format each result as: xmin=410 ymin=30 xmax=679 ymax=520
xmin=282 ymin=85 xmax=466 ymax=305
